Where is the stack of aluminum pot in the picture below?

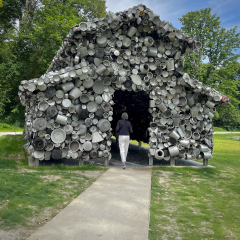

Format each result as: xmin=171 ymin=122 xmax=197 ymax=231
xmin=18 ymin=4 xmax=230 ymax=164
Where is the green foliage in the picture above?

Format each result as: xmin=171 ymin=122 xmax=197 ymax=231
xmin=0 ymin=123 xmax=12 ymax=129
xmin=0 ymin=0 xmax=106 ymax=124
xmin=179 ymin=8 xmax=240 ymax=130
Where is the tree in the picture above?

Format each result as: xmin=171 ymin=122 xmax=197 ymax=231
xmin=0 ymin=0 xmax=106 ymax=124
xmin=179 ymin=8 xmax=240 ymax=130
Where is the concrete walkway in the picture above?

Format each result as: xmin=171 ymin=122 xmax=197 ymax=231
xmin=27 ymin=167 xmax=152 ymax=240
xmin=0 ymin=132 xmax=22 ymax=137
xmin=213 ymin=132 xmax=240 ymax=134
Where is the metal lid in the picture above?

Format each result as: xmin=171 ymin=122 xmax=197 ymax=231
xmin=63 ymin=125 xmax=73 ymax=135
xmin=33 ymin=150 xmax=44 ymax=159
xmin=89 ymin=126 xmax=98 ymax=133
xmin=62 ymin=99 xmax=72 ymax=108
xmin=130 ymin=74 xmax=142 ymax=85
xmin=51 ymin=128 xmax=66 ymax=143
xmin=95 ymin=95 xmax=103 ymax=104
xmin=33 ymin=118 xmax=47 ymax=131
xmin=97 ymin=119 xmax=111 ymax=132
xmin=83 ymin=141 xmax=93 ymax=151
xmin=93 ymin=80 xmax=104 ymax=94
xmin=87 ymin=101 xmax=98 ymax=112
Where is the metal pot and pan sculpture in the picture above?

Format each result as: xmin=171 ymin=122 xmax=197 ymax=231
xmin=18 ymin=4 xmax=230 ymax=166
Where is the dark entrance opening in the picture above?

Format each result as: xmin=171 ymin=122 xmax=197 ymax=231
xmin=110 ymin=90 xmax=152 ymax=166
xmin=112 ymin=90 xmax=151 ymax=142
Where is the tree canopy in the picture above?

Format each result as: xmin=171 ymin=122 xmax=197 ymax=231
xmin=0 ymin=0 xmax=106 ymax=124
xmin=179 ymin=8 xmax=240 ymax=130
xmin=0 ymin=5 xmax=240 ymax=130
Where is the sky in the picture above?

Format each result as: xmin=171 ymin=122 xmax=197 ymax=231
xmin=105 ymin=0 xmax=240 ymax=32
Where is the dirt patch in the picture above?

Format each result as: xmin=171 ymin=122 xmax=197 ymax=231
xmin=158 ymin=171 xmax=174 ymax=185
xmin=39 ymin=175 xmax=62 ymax=182
xmin=223 ymin=227 xmax=239 ymax=240
xmin=192 ymin=178 xmax=204 ymax=182
xmin=200 ymin=222 xmax=215 ymax=235
xmin=156 ymin=215 xmax=182 ymax=240
xmin=73 ymin=170 xmax=103 ymax=179
xmin=17 ymin=167 xmax=38 ymax=173
xmin=26 ymin=206 xmax=59 ymax=227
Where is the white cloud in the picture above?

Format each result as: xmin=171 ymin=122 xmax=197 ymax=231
xmin=105 ymin=0 xmax=141 ymax=13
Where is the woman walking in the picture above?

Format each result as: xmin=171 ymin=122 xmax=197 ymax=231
xmin=116 ymin=112 xmax=133 ymax=169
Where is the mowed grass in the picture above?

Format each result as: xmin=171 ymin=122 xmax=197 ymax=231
xmin=0 ymin=135 xmax=105 ymax=231
xmin=0 ymin=135 xmax=27 ymax=160
xmin=0 ymin=128 xmax=24 ymax=132
xmin=149 ymin=134 xmax=240 ymax=240
xmin=213 ymin=127 xmax=229 ymax=132
xmin=0 ymin=122 xmax=24 ymax=132
xmin=130 ymin=139 xmax=149 ymax=148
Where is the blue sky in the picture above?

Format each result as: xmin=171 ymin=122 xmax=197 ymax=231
xmin=105 ymin=0 xmax=240 ymax=32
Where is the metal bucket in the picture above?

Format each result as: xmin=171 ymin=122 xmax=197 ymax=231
xmin=168 ymin=146 xmax=179 ymax=156
xmin=169 ymin=130 xmax=180 ymax=140
xmin=69 ymin=88 xmax=81 ymax=100
xmin=144 ymin=36 xmax=154 ymax=47
xmin=156 ymin=102 xmax=167 ymax=113
xmin=154 ymin=149 xmax=164 ymax=160
xmin=61 ymin=82 xmax=74 ymax=93
xmin=56 ymin=114 xmax=68 ymax=125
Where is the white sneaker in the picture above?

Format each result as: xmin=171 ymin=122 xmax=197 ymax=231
xmin=123 ymin=164 xmax=126 ymax=169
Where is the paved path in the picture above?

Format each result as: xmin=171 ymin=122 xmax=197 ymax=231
xmin=27 ymin=167 xmax=152 ymax=240
xmin=0 ymin=132 xmax=22 ymax=137
xmin=213 ymin=132 xmax=240 ymax=134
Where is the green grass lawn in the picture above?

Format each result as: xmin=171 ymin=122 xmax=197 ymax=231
xmin=0 ymin=128 xmax=24 ymax=132
xmin=0 ymin=135 xmax=105 ymax=236
xmin=0 ymin=122 xmax=24 ymax=132
xmin=213 ymin=127 xmax=229 ymax=132
xmin=1 ymin=133 xmax=240 ymax=239
xmin=0 ymin=135 xmax=27 ymax=160
xmin=130 ymin=139 xmax=150 ymax=148
xmin=149 ymin=133 xmax=240 ymax=240
xmin=213 ymin=127 xmax=240 ymax=132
